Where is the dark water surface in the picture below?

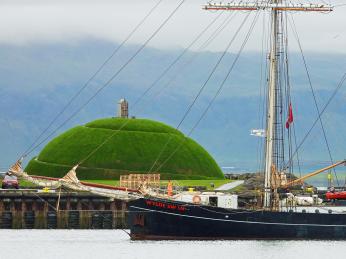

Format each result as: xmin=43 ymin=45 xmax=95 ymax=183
xmin=1 ymin=230 xmax=345 ymax=259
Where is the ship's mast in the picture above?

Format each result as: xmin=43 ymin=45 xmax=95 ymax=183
xmin=264 ymin=1 xmax=279 ymax=208
xmin=203 ymin=1 xmax=333 ymax=209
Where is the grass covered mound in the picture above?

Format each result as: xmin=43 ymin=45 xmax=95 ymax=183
xmin=25 ymin=118 xmax=224 ymax=180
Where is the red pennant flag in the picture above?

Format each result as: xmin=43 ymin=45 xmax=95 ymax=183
xmin=286 ymin=103 xmax=293 ymax=129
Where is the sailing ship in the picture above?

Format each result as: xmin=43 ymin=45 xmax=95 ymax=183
xmin=126 ymin=1 xmax=346 ymax=240
xmin=6 ymin=0 xmax=346 ymax=240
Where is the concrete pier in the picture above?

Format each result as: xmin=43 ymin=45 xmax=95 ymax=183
xmin=0 ymin=189 xmax=128 ymax=229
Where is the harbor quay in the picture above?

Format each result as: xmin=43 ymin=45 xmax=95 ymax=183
xmin=0 ymin=189 xmax=128 ymax=229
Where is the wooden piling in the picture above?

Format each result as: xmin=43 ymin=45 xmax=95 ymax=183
xmin=0 ymin=190 xmax=128 ymax=229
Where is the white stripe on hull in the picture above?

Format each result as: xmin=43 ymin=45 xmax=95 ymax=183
xmin=130 ymin=205 xmax=346 ymax=227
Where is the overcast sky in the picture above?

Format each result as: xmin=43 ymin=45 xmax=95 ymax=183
xmin=0 ymin=0 xmax=345 ymax=53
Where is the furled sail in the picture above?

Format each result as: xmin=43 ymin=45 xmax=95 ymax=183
xmin=8 ymin=159 xmax=140 ymax=201
xmin=9 ymin=159 xmax=61 ymax=188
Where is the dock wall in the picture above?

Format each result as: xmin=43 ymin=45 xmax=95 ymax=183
xmin=0 ymin=190 xmax=128 ymax=229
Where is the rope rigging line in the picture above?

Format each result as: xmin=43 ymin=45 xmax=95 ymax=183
xmin=282 ymin=11 xmax=302 ymax=176
xmin=23 ymin=0 xmax=186 ymax=157
xmin=282 ymin=10 xmax=293 ymax=176
xmin=146 ymin=12 xmax=253 ymax=175
xmin=285 ymin=72 xmax=346 ymax=174
xmin=72 ymin=12 xmax=227 ymax=168
xmin=151 ymin=11 xmax=260 ymax=174
xmin=280 ymin=8 xmax=293 ymax=172
xmin=257 ymin=9 xmax=271 ymax=175
xmin=76 ymin=11 xmax=228 ymax=166
xmin=292 ymin=123 xmax=302 ymax=177
xmin=130 ymin=11 xmax=225 ymax=109
xmin=177 ymin=13 xmax=252 ymax=131
xmin=252 ymin=0 xmax=274 ymax=174
xmin=21 ymin=0 xmax=164 ymax=158
xmin=256 ymin=10 xmax=271 ymax=175
xmin=157 ymin=4 xmax=271 ymax=172
xmin=200 ymin=11 xmax=237 ymax=49
xmin=83 ymin=13 xmax=236 ymax=161
xmin=150 ymin=11 xmax=239 ymax=99
xmin=288 ymin=14 xmax=339 ymax=185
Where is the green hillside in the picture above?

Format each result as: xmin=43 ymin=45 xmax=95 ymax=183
xmin=25 ymin=118 xmax=224 ymax=180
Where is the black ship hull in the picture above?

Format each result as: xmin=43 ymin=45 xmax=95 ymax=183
xmin=128 ymin=197 xmax=346 ymax=240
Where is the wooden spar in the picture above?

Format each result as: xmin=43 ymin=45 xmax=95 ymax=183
xmin=203 ymin=7 xmax=257 ymax=11
xmin=80 ymin=181 xmax=139 ymax=193
xmin=203 ymin=3 xmax=333 ymax=12
xmin=204 ymin=7 xmax=333 ymax=12
xmin=29 ymin=174 xmax=140 ymax=193
xmin=273 ymin=7 xmax=332 ymax=12
xmin=283 ymin=160 xmax=346 ymax=187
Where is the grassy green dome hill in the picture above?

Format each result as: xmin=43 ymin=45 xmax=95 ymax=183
xmin=25 ymin=118 xmax=224 ymax=180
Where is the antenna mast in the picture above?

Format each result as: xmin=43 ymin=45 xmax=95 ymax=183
xmin=203 ymin=1 xmax=332 ymax=209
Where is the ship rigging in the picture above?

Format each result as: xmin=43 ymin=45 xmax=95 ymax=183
xmin=205 ymin=0 xmax=336 ymax=209
xmin=6 ymin=0 xmax=346 ymax=240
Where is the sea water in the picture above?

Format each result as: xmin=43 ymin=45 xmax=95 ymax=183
xmin=0 ymin=230 xmax=345 ymax=259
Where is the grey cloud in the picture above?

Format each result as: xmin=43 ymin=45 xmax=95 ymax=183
xmin=0 ymin=0 xmax=345 ymax=53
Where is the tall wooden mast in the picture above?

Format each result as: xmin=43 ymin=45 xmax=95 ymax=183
xmin=264 ymin=1 xmax=279 ymax=208
xmin=203 ymin=1 xmax=333 ymax=209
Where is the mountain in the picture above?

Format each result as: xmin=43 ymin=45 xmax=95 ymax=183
xmin=1 ymin=40 xmax=346 ymax=173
